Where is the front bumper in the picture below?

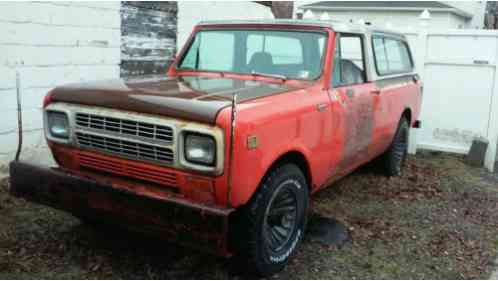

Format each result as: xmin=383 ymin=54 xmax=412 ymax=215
xmin=9 ymin=161 xmax=233 ymax=256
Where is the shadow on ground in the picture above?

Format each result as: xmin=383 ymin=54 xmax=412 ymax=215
xmin=1 ymin=152 xmax=497 ymax=279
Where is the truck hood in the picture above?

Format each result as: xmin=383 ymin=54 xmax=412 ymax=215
xmin=50 ymin=76 xmax=297 ymax=124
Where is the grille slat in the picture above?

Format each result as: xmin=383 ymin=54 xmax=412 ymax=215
xmin=76 ymin=132 xmax=174 ymax=164
xmin=76 ymin=113 xmax=173 ymax=143
xmin=78 ymin=152 xmax=177 ymax=187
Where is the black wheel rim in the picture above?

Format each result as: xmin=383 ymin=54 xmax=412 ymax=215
xmin=393 ymin=126 xmax=409 ymax=172
xmin=263 ymin=186 xmax=298 ymax=252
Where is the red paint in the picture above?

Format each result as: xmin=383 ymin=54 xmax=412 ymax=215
xmin=42 ymin=23 xmax=421 ymax=243
xmin=50 ymin=144 xmax=217 ymax=206
xmin=169 ymin=24 xmax=421 ymax=207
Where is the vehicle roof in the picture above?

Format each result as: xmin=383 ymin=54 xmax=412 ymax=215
xmin=197 ymin=19 xmax=407 ymax=38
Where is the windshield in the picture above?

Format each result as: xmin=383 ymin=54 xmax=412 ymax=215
xmin=178 ymin=29 xmax=327 ymax=80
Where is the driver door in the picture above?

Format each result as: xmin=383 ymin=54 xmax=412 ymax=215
xmin=329 ymin=33 xmax=377 ymax=173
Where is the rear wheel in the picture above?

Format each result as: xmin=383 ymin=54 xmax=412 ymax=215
xmin=233 ymin=163 xmax=309 ymax=277
xmin=383 ymin=117 xmax=410 ymax=177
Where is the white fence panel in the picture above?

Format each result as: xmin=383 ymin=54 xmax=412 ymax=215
xmin=401 ymin=28 xmax=498 ymax=172
xmin=420 ymin=63 xmax=494 ymax=152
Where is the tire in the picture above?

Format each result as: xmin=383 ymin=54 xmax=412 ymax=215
xmin=383 ymin=117 xmax=410 ymax=177
xmin=233 ymin=163 xmax=309 ymax=277
xmin=74 ymin=214 xmax=101 ymax=226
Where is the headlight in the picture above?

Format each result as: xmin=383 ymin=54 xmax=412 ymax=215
xmin=184 ymin=133 xmax=216 ymax=166
xmin=47 ymin=111 xmax=69 ymax=139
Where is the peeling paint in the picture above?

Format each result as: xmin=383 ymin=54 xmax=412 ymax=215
xmin=120 ymin=2 xmax=177 ymax=77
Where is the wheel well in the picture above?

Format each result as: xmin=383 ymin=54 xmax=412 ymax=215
xmin=264 ymin=151 xmax=312 ymax=190
xmin=402 ymin=108 xmax=412 ymax=125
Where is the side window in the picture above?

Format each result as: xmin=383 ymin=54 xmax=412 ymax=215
xmin=332 ymin=36 xmax=341 ymax=85
xmin=332 ymin=34 xmax=366 ymax=87
xmin=372 ymin=37 xmax=389 ymax=74
xmin=318 ymin=37 xmax=326 ymax=58
xmin=180 ymin=36 xmax=200 ymax=69
xmin=373 ymin=35 xmax=413 ymax=75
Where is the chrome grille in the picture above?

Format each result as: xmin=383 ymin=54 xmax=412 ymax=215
xmin=76 ymin=132 xmax=174 ymax=164
xmin=75 ymin=113 xmax=173 ymax=143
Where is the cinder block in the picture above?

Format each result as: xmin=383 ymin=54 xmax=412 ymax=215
xmin=1 ymin=45 xmax=120 ymax=67
xmin=62 ymin=1 xmax=121 ymax=11
xmin=17 ymin=65 xmax=120 ymax=89
xmin=0 ymin=2 xmax=28 ymax=22
xmin=49 ymin=3 xmax=120 ymax=29
xmin=0 ymin=107 xmax=18 ymax=133
xmin=466 ymin=137 xmax=489 ymax=167
xmin=0 ymin=89 xmax=17 ymax=111
xmin=0 ymin=129 xmax=46 ymax=158
xmin=0 ymin=67 xmax=16 ymax=89
xmin=18 ymin=2 xmax=51 ymax=24
xmin=1 ymin=108 xmax=43 ymax=133
xmin=0 ymin=22 xmax=120 ymax=47
xmin=0 ymin=131 xmax=18 ymax=154
xmin=20 ymin=88 xmax=51 ymax=109
xmin=22 ymin=108 xmax=44 ymax=130
xmin=0 ymin=88 xmax=51 ymax=111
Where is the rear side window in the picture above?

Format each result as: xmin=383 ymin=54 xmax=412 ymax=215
xmin=372 ymin=35 xmax=413 ymax=75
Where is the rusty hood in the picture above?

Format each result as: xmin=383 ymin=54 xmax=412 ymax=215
xmin=50 ymin=76 xmax=296 ymax=124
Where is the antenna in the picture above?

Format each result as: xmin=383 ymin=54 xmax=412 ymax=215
xmin=227 ymin=93 xmax=237 ymax=207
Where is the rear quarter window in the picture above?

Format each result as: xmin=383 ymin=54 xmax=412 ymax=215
xmin=372 ymin=35 xmax=413 ymax=76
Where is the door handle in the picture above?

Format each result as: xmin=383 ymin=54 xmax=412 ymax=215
xmin=316 ymin=103 xmax=328 ymax=112
xmin=412 ymin=74 xmax=420 ymax=83
xmin=371 ymin=89 xmax=381 ymax=95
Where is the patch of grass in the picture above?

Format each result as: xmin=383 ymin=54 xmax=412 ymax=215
xmin=0 ymin=152 xmax=497 ymax=279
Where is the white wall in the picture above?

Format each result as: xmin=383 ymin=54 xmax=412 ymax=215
xmin=176 ymin=1 xmax=273 ymax=52
xmin=445 ymin=1 xmax=486 ymax=28
xmin=0 ymin=1 xmax=121 ymax=169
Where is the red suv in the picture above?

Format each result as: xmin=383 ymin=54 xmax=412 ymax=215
xmin=10 ymin=20 xmax=422 ymax=276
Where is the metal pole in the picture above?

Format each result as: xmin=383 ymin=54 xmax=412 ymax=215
xmin=227 ymin=94 xmax=237 ymax=207
xmin=15 ymin=71 xmax=23 ymax=161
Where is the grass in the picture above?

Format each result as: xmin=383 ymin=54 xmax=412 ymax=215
xmin=0 ymin=151 xmax=497 ymax=279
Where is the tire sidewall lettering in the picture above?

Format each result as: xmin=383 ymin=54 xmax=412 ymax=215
xmin=269 ymin=229 xmax=301 ymax=263
xmin=266 ymin=177 xmax=304 ymax=264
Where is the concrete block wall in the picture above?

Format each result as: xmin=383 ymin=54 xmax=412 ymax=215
xmin=0 ymin=1 xmax=121 ymax=171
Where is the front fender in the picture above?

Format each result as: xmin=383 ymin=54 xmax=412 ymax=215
xmin=217 ymin=86 xmax=333 ymax=208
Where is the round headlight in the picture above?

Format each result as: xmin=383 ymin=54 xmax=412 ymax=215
xmin=184 ymin=133 xmax=216 ymax=166
xmin=47 ymin=111 xmax=69 ymax=139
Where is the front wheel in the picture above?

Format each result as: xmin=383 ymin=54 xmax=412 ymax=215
xmin=233 ymin=163 xmax=309 ymax=277
xmin=383 ymin=117 xmax=410 ymax=177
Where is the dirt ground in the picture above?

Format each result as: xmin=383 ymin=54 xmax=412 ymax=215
xmin=0 ymin=151 xmax=497 ymax=279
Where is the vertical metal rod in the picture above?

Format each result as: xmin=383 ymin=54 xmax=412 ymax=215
xmin=15 ymin=71 xmax=23 ymax=161
xmin=227 ymin=94 xmax=237 ymax=207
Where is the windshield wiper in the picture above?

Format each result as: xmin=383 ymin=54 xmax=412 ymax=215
xmin=250 ymin=71 xmax=287 ymax=81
